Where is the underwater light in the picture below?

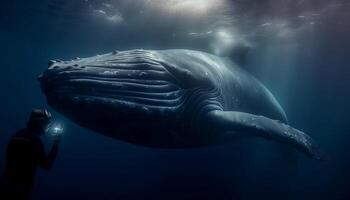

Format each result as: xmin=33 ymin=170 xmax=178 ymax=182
xmin=50 ymin=123 xmax=64 ymax=136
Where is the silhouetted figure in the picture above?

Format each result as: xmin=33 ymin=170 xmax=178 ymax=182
xmin=0 ymin=109 xmax=61 ymax=200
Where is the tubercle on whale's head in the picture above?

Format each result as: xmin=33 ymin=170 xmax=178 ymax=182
xmin=38 ymin=59 xmax=83 ymax=97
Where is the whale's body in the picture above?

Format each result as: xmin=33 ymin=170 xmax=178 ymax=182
xmin=39 ymin=49 xmax=323 ymax=160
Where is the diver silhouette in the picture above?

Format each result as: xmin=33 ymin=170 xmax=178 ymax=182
xmin=0 ymin=109 xmax=61 ymax=200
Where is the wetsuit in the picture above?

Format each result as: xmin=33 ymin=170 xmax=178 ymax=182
xmin=1 ymin=128 xmax=59 ymax=200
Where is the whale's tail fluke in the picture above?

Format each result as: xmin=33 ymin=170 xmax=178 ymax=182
xmin=205 ymin=110 xmax=327 ymax=160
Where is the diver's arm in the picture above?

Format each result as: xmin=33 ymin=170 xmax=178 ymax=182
xmin=37 ymin=137 xmax=60 ymax=170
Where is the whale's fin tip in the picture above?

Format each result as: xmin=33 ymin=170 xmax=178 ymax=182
xmin=310 ymin=146 xmax=330 ymax=161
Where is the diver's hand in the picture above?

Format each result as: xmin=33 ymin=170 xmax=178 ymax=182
xmin=50 ymin=123 xmax=63 ymax=144
xmin=53 ymin=134 xmax=62 ymax=144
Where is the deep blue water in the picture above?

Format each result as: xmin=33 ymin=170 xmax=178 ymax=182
xmin=1 ymin=0 xmax=350 ymax=199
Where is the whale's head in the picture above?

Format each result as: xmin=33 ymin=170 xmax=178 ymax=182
xmin=38 ymin=50 xmax=184 ymax=142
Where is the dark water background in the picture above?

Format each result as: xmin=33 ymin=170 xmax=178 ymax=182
xmin=0 ymin=0 xmax=349 ymax=199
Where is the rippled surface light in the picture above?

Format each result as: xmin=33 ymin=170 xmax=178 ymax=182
xmin=157 ymin=0 xmax=228 ymax=15
xmin=210 ymin=29 xmax=236 ymax=55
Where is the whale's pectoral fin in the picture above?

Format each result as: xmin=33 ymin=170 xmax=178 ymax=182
xmin=205 ymin=110 xmax=327 ymax=160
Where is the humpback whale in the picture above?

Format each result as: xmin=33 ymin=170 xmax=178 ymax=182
xmin=38 ymin=49 xmax=324 ymax=160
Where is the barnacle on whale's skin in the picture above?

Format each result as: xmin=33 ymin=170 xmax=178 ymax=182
xmin=39 ymin=49 xmax=325 ymax=160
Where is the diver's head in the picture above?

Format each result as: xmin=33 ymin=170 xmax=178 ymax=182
xmin=27 ymin=108 xmax=52 ymax=135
